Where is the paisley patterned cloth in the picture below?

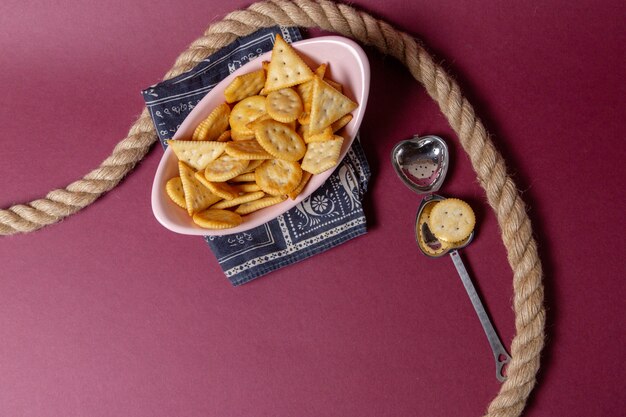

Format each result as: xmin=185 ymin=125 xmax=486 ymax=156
xmin=142 ymin=27 xmax=371 ymax=286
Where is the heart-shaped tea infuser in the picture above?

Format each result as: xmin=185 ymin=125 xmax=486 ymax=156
xmin=391 ymin=134 xmax=512 ymax=382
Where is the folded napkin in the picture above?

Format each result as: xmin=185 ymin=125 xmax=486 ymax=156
xmin=142 ymin=27 xmax=371 ymax=286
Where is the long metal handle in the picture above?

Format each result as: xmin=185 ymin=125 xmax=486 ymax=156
xmin=449 ymin=250 xmax=512 ymax=382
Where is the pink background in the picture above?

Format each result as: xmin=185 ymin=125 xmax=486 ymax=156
xmin=1 ymin=1 xmax=624 ymax=416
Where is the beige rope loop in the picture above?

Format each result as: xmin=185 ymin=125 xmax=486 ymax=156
xmin=0 ymin=1 xmax=545 ymax=416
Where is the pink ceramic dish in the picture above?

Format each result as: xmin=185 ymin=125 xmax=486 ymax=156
xmin=151 ymin=36 xmax=370 ymax=236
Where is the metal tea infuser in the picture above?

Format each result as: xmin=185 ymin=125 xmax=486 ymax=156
xmin=391 ymin=134 xmax=512 ymax=382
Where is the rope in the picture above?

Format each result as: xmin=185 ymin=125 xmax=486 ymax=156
xmin=0 ymin=1 xmax=545 ymax=416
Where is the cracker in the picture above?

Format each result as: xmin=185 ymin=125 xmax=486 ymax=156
xmin=178 ymin=162 xmax=221 ymax=215
xmin=255 ymin=159 xmax=302 ymax=195
xmin=211 ymin=191 xmax=265 ymax=209
xmin=192 ymin=209 xmax=243 ymax=229
xmin=225 ymin=139 xmax=273 ymax=160
xmin=309 ymin=76 xmax=358 ymax=134
xmin=194 ymin=172 xmax=240 ymax=200
xmin=295 ymin=79 xmax=315 ymax=125
xmin=216 ymin=129 xmax=231 ymax=142
xmin=245 ymin=113 xmax=272 ymax=130
xmin=264 ymin=34 xmax=314 ymax=92
xmin=287 ymin=171 xmax=312 ymax=200
xmin=224 ymin=69 xmax=266 ymax=103
xmin=229 ymin=172 xmax=256 ymax=182
xmin=165 ymin=177 xmax=186 ymax=209
xmin=417 ymin=202 xmax=454 ymax=256
xmin=166 ymin=140 xmax=226 ymax=171
xmin=235 ymin=195 xmax=287 ymax=215
xmin=254 ymin=119 xmax=306 ymax=162
xmin=324 ymin=78 xmax=343 ymax=93
xmin=429 ymin=198 xmax=476 ymax=243
xmin=300 ymin=136 xmax=344 ymax=174
xmin=266 ymin=87 xmax=303 ymax=123
xmin=231 ymin=129 xmax=256 ymax=141
xmin=229 ymin=95 xmax=267 ymax=137
xmin=233 ymin=182 xmax=262 ymax=192
xmin=314 ymin=63 xmax=328 ymax=78
xmin=192 ymin=102 xmax=230 ymax=141
xmin=242 ymin=159 xmax=264 ymax=173
xmin=204 ymin=154 xmax=250 ymax=182
xmin=297 ymin=124 xmax=311 ymax=142
xmin=331 ymin=114 xmax=353 ymax=132
xmin=304 ymin=126 xmax=334 ymax=144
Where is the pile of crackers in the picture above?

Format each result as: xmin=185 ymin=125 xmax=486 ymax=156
xmin=165 ymin=35 xmax=359 ymax=230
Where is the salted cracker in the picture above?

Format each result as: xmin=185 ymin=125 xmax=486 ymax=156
xmin=224 ymin=69 xmax=266 ymax=103
xmin=165 ymin=177 xmax=186 ymax=209
xmin=178 ymin=162 xmax=221 ymax=216
xmin=229 ymin=95 xmax=267 ymax=138
xmin=287 ymin=171 xmax=312 ymax=200
xmin=203 ymin=154 xmax=250 ymax=182
xmin=300 ymin=135 xmax=344 ymax=174
xmin=266 ymin=87 xmax=303 ymax=123
xmin=308 ymin=76 xmax=357 ymax=134
xmin=194 ymin=171 xmax=240 ymax=200
xmin=225 ymin=139 xmax=273 ymax=160
xmin=192 ymin=209 xmax=243 ymax=229
xmin=166 ymin=140 xmax=226 ymax=171
xmin=264 ymin=34 xmax=314 ymax=92
xmin=211 ymin=191 xmax=265 ymax=210
xmin=254 ymin=119 xmax=306 ymax=162
xmin=235 ymin=195 xmax=287 ymax=215
xmin=254 ymin=159 xmax=302 ymax=195
xmin=192 ymin=103 xmax=230 ymax=141
xmin=429 ymin=198 xmax=476 ymax=243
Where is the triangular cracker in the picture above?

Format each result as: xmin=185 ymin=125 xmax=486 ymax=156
xmin=178 ymin=161 xmax=221 ymax=216
xmin=308 ymin=76 xmax=358 ymax=134
xmin=167 ymin=140 xmax=226 ymax=171
xmin=264 ymin=34 xmax=314 ymax=92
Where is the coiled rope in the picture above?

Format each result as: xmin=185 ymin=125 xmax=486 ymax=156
xmin=0 ymin=1 xmax=545 ymax=416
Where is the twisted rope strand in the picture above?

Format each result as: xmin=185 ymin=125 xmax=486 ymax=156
xmin=0 ymin=2 xmax=545 ymax=416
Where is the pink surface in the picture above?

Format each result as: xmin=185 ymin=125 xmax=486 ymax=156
xmin=152 ymin=36 xmax=370 ymax=236
xmin=0 ymin=1 xmax=624 ymax=416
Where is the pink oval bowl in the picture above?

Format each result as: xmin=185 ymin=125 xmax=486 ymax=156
xmin=151 ymin=36 xmax=370 ymax=236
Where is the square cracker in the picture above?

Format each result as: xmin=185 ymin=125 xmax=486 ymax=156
xmin=301 ymin=136 xmax=344 ymax=174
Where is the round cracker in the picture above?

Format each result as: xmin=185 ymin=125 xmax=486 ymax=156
xmin=255 ymin=159 xmax=302 ymax=195
xmin=229 ymin=95 xmax=266 ymax=136
xmin=417 ymin=201 xmax=454 ymax=256
xmin=225 ymin=139 xmax=273 ymax=160
xmin=192 ymin=209 xmax=243 ymax=229
xmin=266 ymin=87 xmax=303 ymax=123
xmin=429 ymin=198 xmax=476 ymax=243
xmin=192 ymin=103 xmax=230 ymax=141
xmin=204 ymin=154 xmax=250 ymax=182
xmin=210 ymin=191 xmax=265 ymax=209
xmin=165 ymin=177 xmax=186 ymax=209
xmin=254 ymin=119 xmax=306 ymax=162
xmin=235 ymin=195 xmax=287 ymax=215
